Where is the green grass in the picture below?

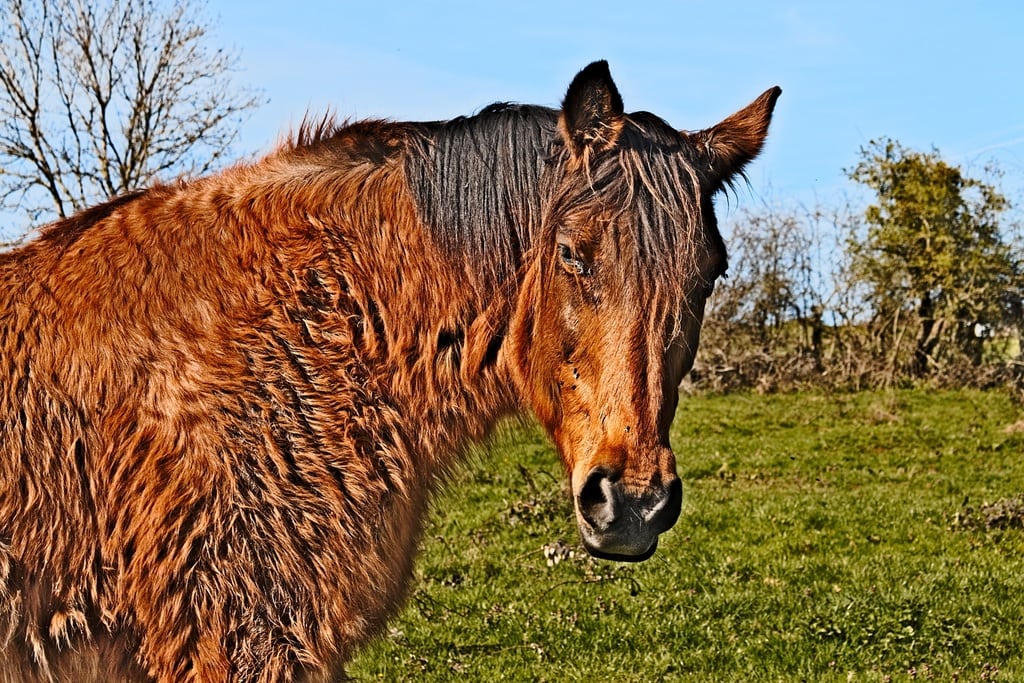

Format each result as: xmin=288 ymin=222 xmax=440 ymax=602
xmin=348 ymin=389 xmax=1024 ymax=682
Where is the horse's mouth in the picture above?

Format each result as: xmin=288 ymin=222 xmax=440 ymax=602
xmin=571 ymin=471 xmax=680 ymax=563
xmin=582 ymin=539 xmax=659 ymax=563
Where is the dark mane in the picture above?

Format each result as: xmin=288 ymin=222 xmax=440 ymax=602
xmin=404 ymin=103 xmax=560 ymax=291
xmin=287 ymin=110 xmax=346 ymax=149
xmin=286 ymin=102 xmax=723 ymax=311
xmin=284 ymin=115 xmax=408 ymax=168
xmin=401 ymin=103 xmax=724 ymax=328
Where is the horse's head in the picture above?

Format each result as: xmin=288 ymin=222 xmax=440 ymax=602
xmin=506 ymin=62 xmax=780 ymax=561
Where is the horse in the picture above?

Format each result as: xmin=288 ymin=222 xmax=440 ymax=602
xmin=0 ymin=61 xmax=779 ymax=681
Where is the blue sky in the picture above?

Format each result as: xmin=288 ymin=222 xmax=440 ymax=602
xmin=214 ymin=1 xmax=1024 ymax=214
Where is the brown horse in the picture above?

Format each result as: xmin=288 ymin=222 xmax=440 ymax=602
xmin=0 ymin=61 xmax=779 ymax=681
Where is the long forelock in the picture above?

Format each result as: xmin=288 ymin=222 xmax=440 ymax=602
xmin=598 ymin=114 xmax=721 ymax=344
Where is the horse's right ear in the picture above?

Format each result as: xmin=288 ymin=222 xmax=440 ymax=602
xmin=689 ymin=86 xmax=781 ymax=192
xmin=560 ymin=60 xmax=625 ymax=159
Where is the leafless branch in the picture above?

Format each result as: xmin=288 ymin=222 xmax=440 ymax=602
xmin=0 ymin=0 xmax=262 ymax=241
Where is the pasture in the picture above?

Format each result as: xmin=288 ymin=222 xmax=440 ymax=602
xmin=349 ymin=389 xmax=1024 ymax=681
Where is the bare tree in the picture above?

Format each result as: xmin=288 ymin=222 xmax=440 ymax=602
xmin=0 ymin=0 xmax=261 ymax=241
xmin=694 ymin=202 xmax=850 ymax=392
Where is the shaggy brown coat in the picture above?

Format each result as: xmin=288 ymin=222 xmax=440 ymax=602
xmin=0 ymin=62 xmax=778 ymax=681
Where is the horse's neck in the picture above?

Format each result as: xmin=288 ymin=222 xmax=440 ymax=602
xmin=304 ymin=159 xmax=523 ymax=461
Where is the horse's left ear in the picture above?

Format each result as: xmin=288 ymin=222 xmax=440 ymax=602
xmin=560 ymin=60 xmax=625 ymax=158
xmin=690 ymin=86 xmax=782 ymax=192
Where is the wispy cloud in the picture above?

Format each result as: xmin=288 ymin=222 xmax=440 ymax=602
xmin=783 ymin=7 xmax=840 ymax=49
xmin=958 ymin=133 xmax=1024 ymax=159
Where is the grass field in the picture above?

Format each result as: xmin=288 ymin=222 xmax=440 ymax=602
xmin=348 ymin=389 xmax=1024 ymax=682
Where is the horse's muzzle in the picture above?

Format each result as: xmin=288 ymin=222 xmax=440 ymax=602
xmin=574 ymin=467 xmax=682 ymax=562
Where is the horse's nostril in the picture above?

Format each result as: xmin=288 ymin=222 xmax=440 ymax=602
xmin=579 ymin=468 xmax=607 ymax=505
xmin=577 ymin=467 xmax=618 ymax=531
xmin=648 ymin=477 xmax=683 ymax=532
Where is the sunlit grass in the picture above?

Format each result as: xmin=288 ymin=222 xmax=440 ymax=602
xmin=349 ymin=389 xmax=1024 ymax=681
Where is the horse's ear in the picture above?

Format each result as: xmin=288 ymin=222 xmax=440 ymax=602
xmin=560 ymin=60 xmax=625 ymax=158
xmin=690 ymin=86 xmax=781 ymax=192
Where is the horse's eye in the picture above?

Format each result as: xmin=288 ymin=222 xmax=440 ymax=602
xmin=558 ymin=243 xmax=590 ymax=276
xmin=704 ymin=270 xmax=727 ymax=297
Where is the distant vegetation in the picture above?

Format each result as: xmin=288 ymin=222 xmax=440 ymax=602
xmin=697 ymin=139 xmax=1023 ymax=397
xmin=350 ymin=389 xmax=1024 ymax=681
